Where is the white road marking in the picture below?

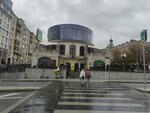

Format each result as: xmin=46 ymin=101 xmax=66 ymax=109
xmin=0 ymin=97 xmax=22 ymax=100
xmin=58 ymin=102 xmax=143 ymax=107
xmin=0 ymin=93 xmax=21 ymax=98
xmin=64 ymin=90 xmax=107 ymax=92
xmin=61 ymin=96 xmax=132 ymax=100
xmin=55 ymin=110 xmax=146 ymax=113
xmin=62 ymin=92 xmax=124 ymax=96
xmin=64 ymin=88 xmax=125 ymax=92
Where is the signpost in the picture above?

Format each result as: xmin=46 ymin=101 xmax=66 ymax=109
xmin=140 ymin=29 xmax=147 ymax=90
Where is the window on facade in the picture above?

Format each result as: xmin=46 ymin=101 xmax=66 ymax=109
xmin=12 ymin=27 xmax=14 ymax=31
xmin=88 ymin=47 xmax=94 ymax=53
xmin=70 ymin=45 xmax=76 ymax=56
xmin=7 ymin=24 xmax=9 ymax=29
xmin=59 ymin=44 xmax=65 ymax=55
xmin=2 ymin=36 xmax=4 ymax=41
xmin=5 ymin=38 xmax=7 ymax=43
xmin=80 ymin=46 xmax=85 ymax=56
xmin=6 ymin=31 xmax=8 ymax=36
xmin=1 ymin=12 xmax=3 ymax=17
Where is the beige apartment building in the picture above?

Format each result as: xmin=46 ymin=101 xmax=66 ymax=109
xmin=0 ymin=0 xmax=13 ymax=65
xmin=7 ymin=12 xmax=17 ymax=64
xmin=13 ymin=18 xmax=37 ymax=64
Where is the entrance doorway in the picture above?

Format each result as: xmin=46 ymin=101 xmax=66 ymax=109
xmin=74 ymin=63 xmax=79 ymax=71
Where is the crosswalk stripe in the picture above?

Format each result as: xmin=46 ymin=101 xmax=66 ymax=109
xmin=58 ymin=102 xmax=143 ymax=107
xmin=55 ymin=110 xmax=147 ymax=113
xmin=62 ymin=92 xmax=124 ymax=96
xmin=63 ymin=90 xmax=109 ymax=93
xmin=65 ymin=86 xmax=110 ymax=88
xmin=64 ymin=88 xmax=125 ymax=91
xmin=61 ymin=96 xmax=132 ymax=100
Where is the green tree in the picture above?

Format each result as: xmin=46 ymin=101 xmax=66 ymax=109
xmin=127 ymin=42 xmax=142 ymax=65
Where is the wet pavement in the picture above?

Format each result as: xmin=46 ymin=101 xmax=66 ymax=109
xmin=0 ymin=91 xmax=33 ymax=112
xmin=10 ymin=81 xmax=150 ymax=113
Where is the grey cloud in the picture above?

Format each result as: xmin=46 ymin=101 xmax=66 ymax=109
xmin=13 ymin=0 xmax=150 ymax=48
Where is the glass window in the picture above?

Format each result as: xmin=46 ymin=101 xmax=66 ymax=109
xmin=5 ymin=38 xmax=7 ymax=43
xmin=59 ymin=44 xmax=65 ymax=55
xmin=70 ymin=45 xmax=76 ymax=56
xmin=80 ymin=46 xmax=85 ymax=56
xmin=48 ymin=24 xmax=93 ymax=44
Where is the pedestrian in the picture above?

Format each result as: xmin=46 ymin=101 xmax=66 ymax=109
xmin=80 ymin=69 xmax=85 ymax=87
xmin=59 ymin=66 xmax=64 ymax=79
xmin=66 ymin=65 xmax=69 ymax=78
xmin=54 ymin=67 xmax=59 ymax=79
xmin=85 ymin=68 xmax=91 ymax=86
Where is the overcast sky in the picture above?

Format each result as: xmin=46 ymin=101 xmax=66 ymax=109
xmin=12 ymin=0 xmax=150 ymax=48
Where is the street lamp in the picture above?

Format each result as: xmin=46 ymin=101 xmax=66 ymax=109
xmin=121 ymin=53 xmax=127 ymax=71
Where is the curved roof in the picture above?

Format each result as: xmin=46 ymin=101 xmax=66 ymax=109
xmin=48 ymin=24 xmax=93 ymax=45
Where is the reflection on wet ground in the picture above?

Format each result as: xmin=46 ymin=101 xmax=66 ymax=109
xmin=10 ymin=81 xmax=150 ymax=113
xmin=10 ymin=81 xmax=64 ymax=113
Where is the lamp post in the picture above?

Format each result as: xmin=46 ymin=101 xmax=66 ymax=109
xmin=121 ymin=53 xmax=127 ymax=71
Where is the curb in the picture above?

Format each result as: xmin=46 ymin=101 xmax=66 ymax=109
xmin=1 ymin=91 xmax=38 ymax=113
xmin=135 ymin=88 xmax=150 ymax=93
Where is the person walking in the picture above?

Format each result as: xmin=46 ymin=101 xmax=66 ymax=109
xmin=80 ymin=69 xmax=85 ymax=87
xmin=54 ymin=66 xmax=60 ymax=79
xmin=85 ymin=68 xmax=91 ymax=86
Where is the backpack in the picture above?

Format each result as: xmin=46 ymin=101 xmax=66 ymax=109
xmin=86 ymin=71 xmax=91 ymax=77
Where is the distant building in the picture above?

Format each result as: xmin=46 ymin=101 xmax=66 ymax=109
xmin=32 ymin=24 xmax=109 ymax=71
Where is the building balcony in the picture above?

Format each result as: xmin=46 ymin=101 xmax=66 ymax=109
xmin=14 ymin=50 xmax=21 ymax=55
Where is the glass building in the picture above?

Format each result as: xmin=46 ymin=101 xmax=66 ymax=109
xmin=48 ymin=24 xmax=93 ymax=45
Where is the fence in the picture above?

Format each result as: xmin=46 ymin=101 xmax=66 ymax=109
xmin=0 ymin=64 xmax=31 ymax=73
xmin=91 ymin=71 xmax=150 ymax=81
xmin=0 ymin=68 xmax=150 ymax=81
xmin=24 ymin=68 xmax=66 ymax=79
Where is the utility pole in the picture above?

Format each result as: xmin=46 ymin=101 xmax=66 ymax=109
xmin=140 ymin=29 xmax=147 ymax=91
xmin=143 ymin=42 xmax=146 ymax=90
xmin=35 ymin=28 xmax=43 ymax=88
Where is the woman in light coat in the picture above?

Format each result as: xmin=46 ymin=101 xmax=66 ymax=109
xmin=80 ymin=69 xmax=85 ymax=87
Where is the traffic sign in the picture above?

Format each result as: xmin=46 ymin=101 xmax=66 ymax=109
xmin=36 ymin=28 xmax=43 ymax=42
xmin=140 ymin=29 xmax=147 ymax=43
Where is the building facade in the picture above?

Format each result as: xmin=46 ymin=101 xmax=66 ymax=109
xmin=13 ymin=18 xmax=37 ymax=64
xmin=0 ymin=0 xmax=13 ymax=64
xmin=7 ymin=12 xmax=17 ymax=64
xmin=32 ymin=24 xmax=109 ymax=71
xmin=0 ymin=0 xmax=38 ymax=67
